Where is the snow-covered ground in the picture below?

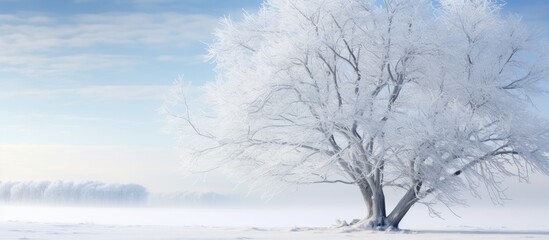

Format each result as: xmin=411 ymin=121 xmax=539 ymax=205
xmin=1 ymin=222 xmax=549 ymax=240
xmin=1 ymin=206 xmax=548 ymax=239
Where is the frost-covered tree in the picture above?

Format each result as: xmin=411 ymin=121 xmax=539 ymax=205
xmin=166 ymin=0 xmax=549 ymax=230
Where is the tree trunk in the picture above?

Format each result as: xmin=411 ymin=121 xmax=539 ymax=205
xmin=354 ymin=181 xmax=419 ymax=230
xmin=355 ymin=180 xmax=390 ymax=230
xmin=369 ymin=185 xmax=387 ymax=227
xmin=386 ymin=183 xmax=421 ymax=229
xmin=358 ymin=181 xmax=374 ymax=219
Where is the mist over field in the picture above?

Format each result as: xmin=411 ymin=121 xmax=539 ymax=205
xmin=0 ymin=176 xmax=548 ymax=239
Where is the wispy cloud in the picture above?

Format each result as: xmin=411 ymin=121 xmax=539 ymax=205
xmin=76 ymin=85 xmax=171 ymax=100
xmin=0 ymin=14 xmax=56 ymax=23
xmin=155 ymin=54 xmax=206 ymax=63
xmin=3 ymin=112 xmax=145 ymax=126
xmin=0 ymin=13 xmax=217 ymax=53
xmin=0 ymin=54 xmax=136 ymax=77
xmin=0 ymin=85 xmax=170 ymax=100
xmin=0 ymin=12 xmax=218 ymax=78
xmin=112 ymin=0 xmax=181 ymax=6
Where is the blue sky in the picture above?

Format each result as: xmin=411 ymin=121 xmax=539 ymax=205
xmin=0 ymin=0 xmax=261 ymax=147
xmin=0 ymin=0 xmax=548 ymax=200
xmin=0 ymin=0 xmax=263 ymax=194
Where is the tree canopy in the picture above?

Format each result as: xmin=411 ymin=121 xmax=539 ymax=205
xmin=167 ymin=0 xmax=549 ymax=230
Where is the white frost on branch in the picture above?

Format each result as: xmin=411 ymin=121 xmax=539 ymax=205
xmin=166 ymin=0 xmax=549 ymax=229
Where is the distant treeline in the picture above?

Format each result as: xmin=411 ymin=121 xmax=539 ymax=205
xmin=0 ymin=181 xmax=148 ymax=205
xmin=0 ymin=181 xmax=256 ymax=207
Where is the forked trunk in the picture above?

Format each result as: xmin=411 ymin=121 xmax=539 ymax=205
xmin=355 ymin=182 xmax=419 ymax=230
